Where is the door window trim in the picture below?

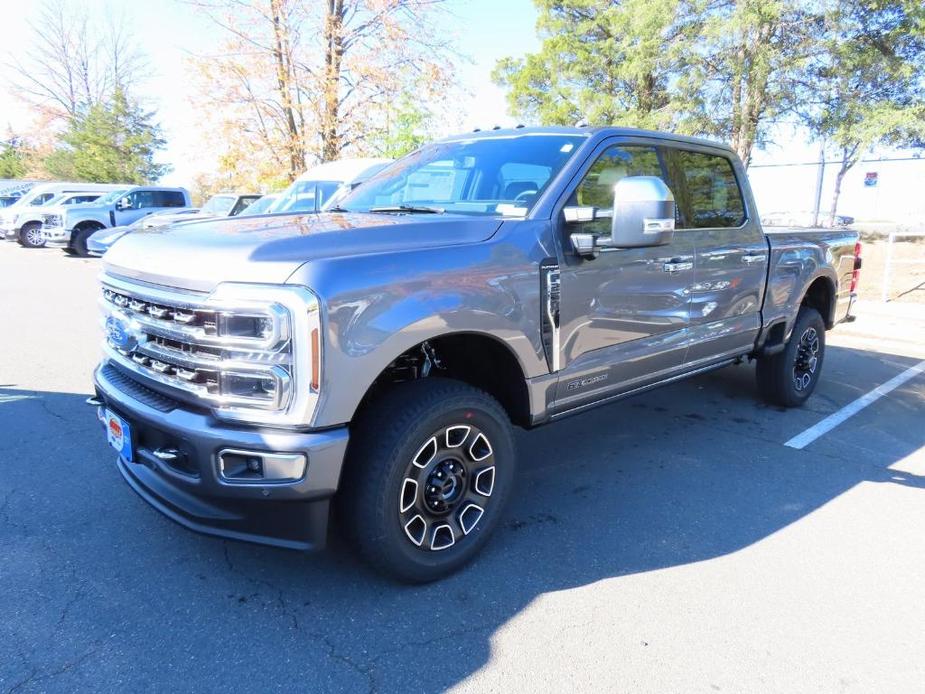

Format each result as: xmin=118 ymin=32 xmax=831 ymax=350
xmin=550 ymin=136 xmax=754 ymax=243
xmin=661 ymin=144 xmax=750 ymax=232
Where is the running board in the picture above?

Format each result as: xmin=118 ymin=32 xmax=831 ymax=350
xmin=548 ymin=357 xmax=740 ymax=422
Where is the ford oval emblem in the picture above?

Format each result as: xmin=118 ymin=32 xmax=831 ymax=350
xmin=106 ymin=315 xmax=136 ymax=352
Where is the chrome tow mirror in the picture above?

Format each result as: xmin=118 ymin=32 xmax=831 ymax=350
xmin=565 ymin=176 xmax=676 ymax=259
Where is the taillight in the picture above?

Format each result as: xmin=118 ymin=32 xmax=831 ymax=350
xmin=849 ymin=241 xmax=862 ymax=293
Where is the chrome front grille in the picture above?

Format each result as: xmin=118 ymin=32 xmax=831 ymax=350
xmin=42 ymin=213 xmax=62 ymax=228
xmin=100 ymin=277 xmax=293 ymax=411
xmin=99 ymin=274 xmax=322 ymax=427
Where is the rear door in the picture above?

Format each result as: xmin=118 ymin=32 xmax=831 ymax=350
xmin=664 ymin=147 xmax=768 ymax=364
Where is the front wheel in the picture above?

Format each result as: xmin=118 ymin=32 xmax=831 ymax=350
xmin=19 ymin=222 xmax=45 ymax=248
xmin=72 ymin=225 xmax=102 ymax=257
xmin=756 ymin=306 xmax=826 ymax=407
xmin=340 ymin=378 xmax=516 ymax=583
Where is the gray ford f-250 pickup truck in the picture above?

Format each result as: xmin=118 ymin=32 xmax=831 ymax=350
xmin=92 ymin=127 xmax=861 ymax=582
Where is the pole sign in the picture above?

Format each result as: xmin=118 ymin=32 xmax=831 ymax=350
xmin=864 ymin=171 xmax=878 ymax=187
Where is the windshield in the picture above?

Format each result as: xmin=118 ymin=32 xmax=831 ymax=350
xmin=201 ymin=194 xmax=237 ymax=215
xmin=238 ymin=195 xmax=277 ymax=216
xmin=98 ymin=189 xmax=129 ymax=205
xmin=338 ymin=134 xmax=587 ymax=216
xmin=269 ymin=180 xmax=341 ymax=214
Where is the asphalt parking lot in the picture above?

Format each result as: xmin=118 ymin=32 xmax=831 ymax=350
xmin=1 ymin=241 xmax=924 ymax=693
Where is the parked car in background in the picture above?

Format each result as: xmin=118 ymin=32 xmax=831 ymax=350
xmin=88 ymin=208 xmax=205 ymax=256
xmin=7 ymin=190 xmax=112 ymax=248
xmin=237 ymin=193 xmax=279 ymax=216
xmin=148 ymin=193 xmax=260 ymax=227
xmin=93 ymin=127 xmax=860 ymax=582
xmin=268 ymin=158 xmax=392 ymax=214
xmin=0 ymin=182 xmax=125 ymax=244
xmin=85 ymin=194 xmax=259 ymax=256
xmin=138 ymin=208 xmax=201 ymax=227
xmin=762 ymin=210 xmax=855 ymax=228
xmin=0 ymin=181 xmax=35 ymax=208
xmin=42 ymin=186 xmax=192 ymax=256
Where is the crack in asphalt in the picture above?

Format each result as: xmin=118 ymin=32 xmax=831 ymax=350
xmin=6 ymin=646 xmax=100 ymax=694
xmin=220 ymin=542 xmax=378 ymax=693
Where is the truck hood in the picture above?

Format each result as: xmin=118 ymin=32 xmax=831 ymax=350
xmin=103 ymin=212 xmax=503 ymax=292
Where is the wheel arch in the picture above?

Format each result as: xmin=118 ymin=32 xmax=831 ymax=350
xmin=350 ymin=331 xmax=532 ymax=429
xmin=800 ymin=273 xmax=837 ymax=329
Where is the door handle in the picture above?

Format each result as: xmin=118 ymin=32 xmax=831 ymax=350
xmin=742 ymin=253 xmax=766 ymax=264
xmin=663 ymin=259 xmax=693 ymax=273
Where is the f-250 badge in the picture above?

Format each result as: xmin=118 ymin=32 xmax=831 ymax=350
xmin=566 ymin=374 xmax=608 ymax=391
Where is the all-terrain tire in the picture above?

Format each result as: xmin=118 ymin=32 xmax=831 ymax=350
xmin=757 ymin=306 xmax=826 ymax=407
xmin=339 ymin=378 xmax=516 ymax=583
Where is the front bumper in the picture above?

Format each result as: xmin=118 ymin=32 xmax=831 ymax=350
xmin=42 ymin=226 xmax=72 ymax=248
xmin=93 ymin=361 xmax=350 ymax=550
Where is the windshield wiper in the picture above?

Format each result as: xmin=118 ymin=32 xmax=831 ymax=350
xmin=369 ymin=204 xmax=445 ymax=214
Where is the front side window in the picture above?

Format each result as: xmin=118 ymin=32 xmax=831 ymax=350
xmin=30 ymin=193 xmax=56 ymax=206
xmin=340 ymin=133 xmax=587 ymax=216
xmin=65 ymin=195 xmax=100 ymax=205
xmin=567 ymin=145 xmax=665 ymax=236
xmin=129 ymin=191 xmax=157 ymax=209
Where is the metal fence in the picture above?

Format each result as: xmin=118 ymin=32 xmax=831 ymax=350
xmin=882 ymin=231 xmax=925 ymax=302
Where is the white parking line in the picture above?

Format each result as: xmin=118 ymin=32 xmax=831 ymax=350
xmin=785 ymin=359 xmax=925 ymax=450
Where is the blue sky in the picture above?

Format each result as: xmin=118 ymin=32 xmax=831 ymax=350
xmin=0 ymin=0 xmax=541 ymax=187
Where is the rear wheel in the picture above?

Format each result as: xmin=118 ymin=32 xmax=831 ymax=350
xmin=340 ymin=378 xmax=515 ymax=583
xmin=19 ymin=222 xmax=45 ymax=248
xmin=72 ymin=224 xmax=103 ymax=257
xmin=757 ymin=306 xmax=826 ymax=407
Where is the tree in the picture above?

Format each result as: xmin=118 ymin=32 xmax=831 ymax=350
xmin=493 ymin=0 xmax=687 ymax=130
xmin=373 ymin=96 xmax=435 ymax=158
xmin=801 ymin=0 xmax=925 ymax=223
xmin=5 ymin=0 xmax=145 ymax=123
xmin=187 ymin=0 xmax=458 ymax=187
xmin=0 ymin=134 xmax=28 ymax=179
xmin=44 ymin=89 xmax=170 ymax=184
xmin=494 ymin=0 xmax=816 ymax=166
xmin=676 ymin=0 xmax=817 ymax=166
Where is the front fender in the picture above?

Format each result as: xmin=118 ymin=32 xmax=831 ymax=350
xmin=67 ymin=211 xmax=110 ymax=230
xmin=288 ymin=221 xmax=552 ymax=426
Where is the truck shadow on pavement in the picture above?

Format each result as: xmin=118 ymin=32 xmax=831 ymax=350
xmin=1 ymin=345 xmax=923 ymax=692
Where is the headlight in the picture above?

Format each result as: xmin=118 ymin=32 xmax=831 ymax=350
xmin=100 ymin=279 xmax=323 ymax=428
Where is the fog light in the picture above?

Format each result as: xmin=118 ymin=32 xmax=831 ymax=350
xmin=218 ymin=449 xmax=306 ymax=484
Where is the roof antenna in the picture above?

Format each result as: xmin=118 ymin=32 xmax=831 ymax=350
xmin=575 ymin=119 xmax=589 ymax=128
xmin=472 ymin=127 xmax=481 ymax=132
xmin=515 ymin=124 xmax=526 ymax=129
xmin=491 ymin=125 xmax=502 ymax=130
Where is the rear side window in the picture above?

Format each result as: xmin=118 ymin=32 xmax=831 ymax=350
xmin=665 ymin=150 xmax=746 ymax=229
xmin=152 ymin=191 xmax=187 ymax=207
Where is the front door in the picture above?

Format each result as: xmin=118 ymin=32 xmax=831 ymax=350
xmin=114 ymin=191 xmax=155 ymax=227
xmin=553 ymin=141 xmax=694 ymax=412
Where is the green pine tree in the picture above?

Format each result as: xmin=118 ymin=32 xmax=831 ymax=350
xmin=45 ymin=89 xmax=171 ymax=184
